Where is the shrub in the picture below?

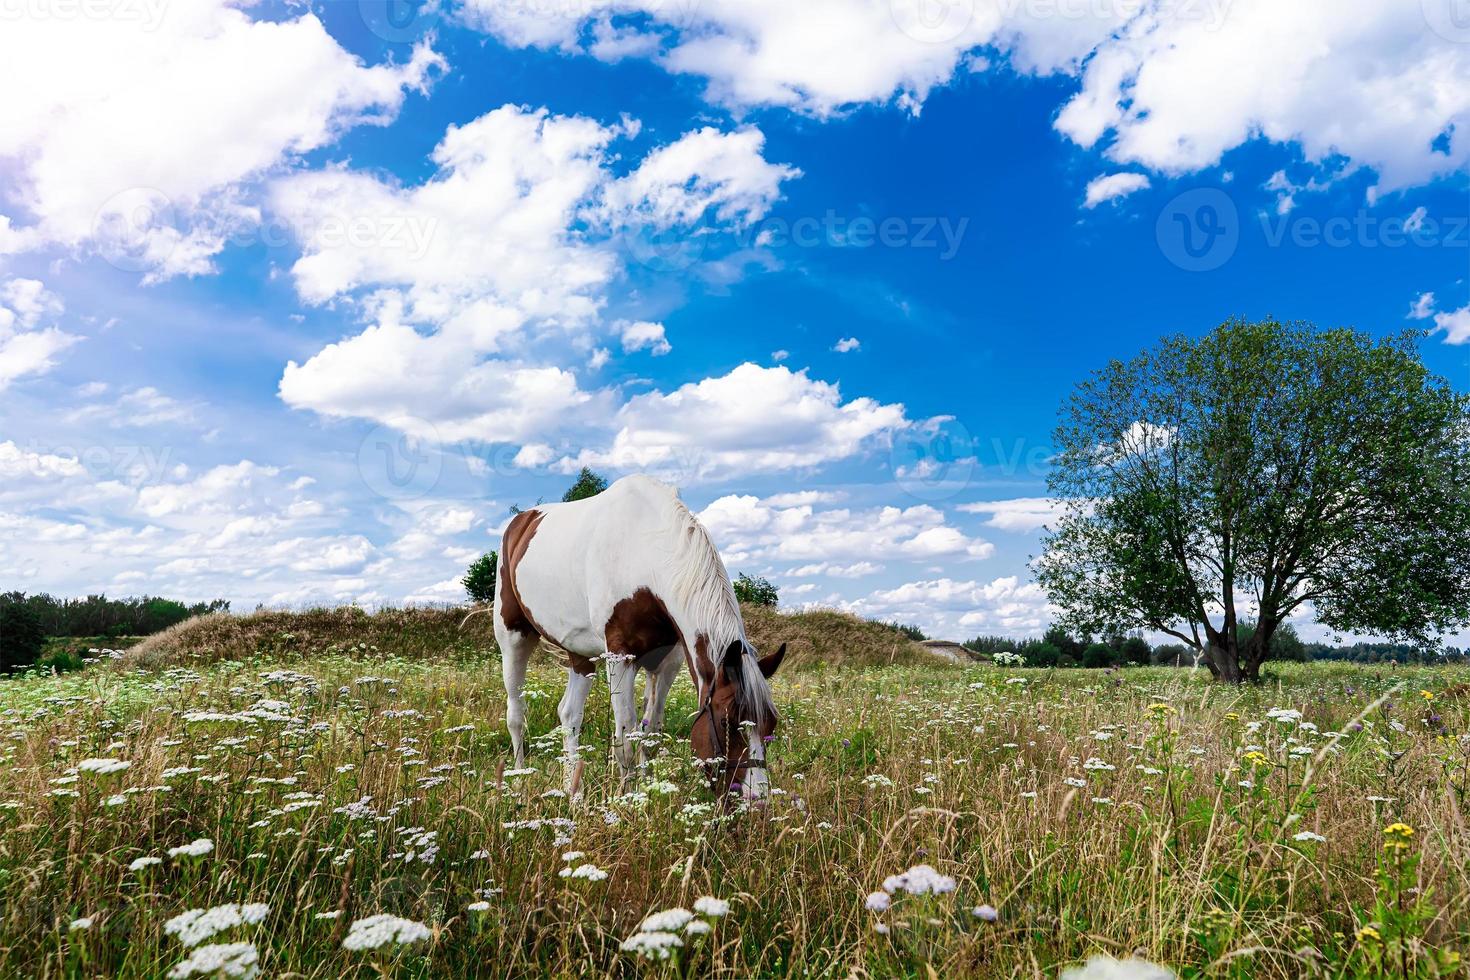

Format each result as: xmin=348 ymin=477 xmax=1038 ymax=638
xmin=732 ymin=573 xmax=779 ymax=607
xmin=464 ymin=552 xmax=498 ymax=605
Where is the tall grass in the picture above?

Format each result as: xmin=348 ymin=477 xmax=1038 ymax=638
xmin=0 ymin=625 xmax=1466 ymax=977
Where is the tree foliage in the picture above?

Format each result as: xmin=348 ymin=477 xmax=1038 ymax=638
xmin=733 ymin=573 xmax=780 ymax=607
xmin=562 ymin=467 xmax=608 ymax=503
xmin=1037 ymin=318 xmax=1470 ymax=682
xmin=464 ymin=552 xmax=498 ymax=605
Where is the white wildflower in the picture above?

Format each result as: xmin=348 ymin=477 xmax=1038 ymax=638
xmin=342 ymin=914 xmax=432 ymax=951
xmin=693 ymin=896 xmax=729 ymax=917
xmin=640 ymin=908 xmax=695 ymax=933
xmin=77 ymin=758 xmax=131 ymax=775
xmin=168 ymin=942 xmax=259 ymax=979
xmin=164 ymin=904 xmax=269 ymax=947
xmin=620 ymin=930 xmax=683 ymax=960
xmin=167 ymin=839 xmax=214 ymax=859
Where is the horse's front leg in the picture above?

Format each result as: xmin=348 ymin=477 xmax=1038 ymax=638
xmin=558 ymin=657 xmax=596 ymax=798
xmin=604 ymin=653 xmax=639 ymax=787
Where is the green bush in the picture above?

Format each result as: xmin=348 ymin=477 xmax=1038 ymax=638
xmin=1 ymin=593 xmax=46 ymax=672
xmin=732 ymin=573 xmax=779 ymax=607
xmin=464 ymin=552 xmax=498 ymax=605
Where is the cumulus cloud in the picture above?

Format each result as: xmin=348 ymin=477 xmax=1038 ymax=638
xmin=698 ymin=492 xmax=992 ymax=565
xmin=833 ymin=337 xmax=861 ymax=353
xmin=273 ymin=107 xmax=796 ymax=443
xmin=844 ymin=575 xmax=1054 ymax=637
xmin=0 ymin=2 xmax=442 ymax=280
xmin=1056 ymin=1 xmax=1470 ymax=192
xmin=619 ymin=320 xmax=671 ymax=356
xmin=0 ymin=277 xmax=78 ymax=388
xmin=552 ymin=363 xmax=908 ymax=480
xmin=1405 ymin=291 xmax=1470 ymax=345
xmin=461 ymin=0 xmax=1470 ymax=193
xmin=1083 ymin=172 xmax=1150 ymax=208
xmin=957 ymin=497 xmax=1066 ymax=532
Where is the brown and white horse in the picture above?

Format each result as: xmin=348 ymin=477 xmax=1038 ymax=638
xmin=494 ymin=474 xmax=785 ymax=801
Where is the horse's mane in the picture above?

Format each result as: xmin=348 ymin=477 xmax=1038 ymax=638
xmin=663 ymin=489 xmax=776 ymax=724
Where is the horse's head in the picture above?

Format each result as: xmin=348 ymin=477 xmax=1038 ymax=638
xmin=691 ymin=640 xmax=786 ymax=804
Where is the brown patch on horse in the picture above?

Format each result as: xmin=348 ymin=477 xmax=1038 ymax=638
xmin=566 ymin=652 xmax=597 ymax=677
xmin=498 ymin=508 xmax=547 ymax=639
xmin=605 ymin=588 xmax=680 ymax=670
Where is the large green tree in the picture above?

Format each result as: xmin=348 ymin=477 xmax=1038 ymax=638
xmin=1036 ymin=318 xmax=1470 ymax=683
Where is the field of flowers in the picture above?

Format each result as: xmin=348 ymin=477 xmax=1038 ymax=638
xmin=1 ymin=636 xmax=1467 ymax=978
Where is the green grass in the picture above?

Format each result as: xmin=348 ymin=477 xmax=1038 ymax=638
xmin=0 ymin=623 xmax=1467 ymax=977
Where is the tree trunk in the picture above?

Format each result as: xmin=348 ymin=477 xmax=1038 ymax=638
xmin=1205 ymin=640 xmax=1245 ymax=683
xmin=1241 ymin=618 xmax=1275 ymax=683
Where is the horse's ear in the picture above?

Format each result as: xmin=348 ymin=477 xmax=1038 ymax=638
xmin=722 ymin=643 xmax=745 ymax=685
xmin=758 ymin=643 xmax=786 ymax=678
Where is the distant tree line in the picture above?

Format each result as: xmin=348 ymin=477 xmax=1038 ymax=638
xmin=2 ymin=592 xmax=229 ymax=640
xmin=964 ymin=621 xmax=1464 ymax=668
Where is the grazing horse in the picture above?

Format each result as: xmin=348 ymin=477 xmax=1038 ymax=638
xmin=494 ymin=474 xmax=786 ymax=801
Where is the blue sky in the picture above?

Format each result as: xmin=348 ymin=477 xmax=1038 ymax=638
xmin=1 ymin=0 xmax=1467 ymax=640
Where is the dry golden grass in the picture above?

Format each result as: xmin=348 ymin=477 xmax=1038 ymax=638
xmin=2 ymin=613 xmax=1467 ymax=978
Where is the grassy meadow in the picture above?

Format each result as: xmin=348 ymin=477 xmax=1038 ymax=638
xmin=1 ymin=609 xmax=1467 ymax=978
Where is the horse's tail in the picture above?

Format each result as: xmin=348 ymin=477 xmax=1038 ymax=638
xmin=459 ymin=605 xmax=492 ymax=630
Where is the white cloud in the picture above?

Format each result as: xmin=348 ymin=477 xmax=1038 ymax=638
xmin=1435 ymin=305 xmax=1470 ymax=345
xmin=457 ymin=0 xmax=1010 ymax=116
xmin=787 ymin=561 xmax=881 ymax=579
xmin=278 ymin=295 xmax=602 ymax=443
xmin=553 ymin=363 xmax=908 ymax=480
xmin=619 ymin=320 xmax=671 ymax=356
xmin=273 ymin=107 xmax=796 ymax=443
xmin=698 ymin=493 xmax=992 ymax=564
xmin=1083 ymin=172 xmax=1150 ymax=208
xmin=1405 ymin=291 xmax=1470 ymax=345
xmin=0 ymin=277 xmax=79 ymax=388
xmin=0 ymin=441 xmax=85 ymax=482
xmin=771 ymin=349 xmax=789 ymax=362
xmin=604 ymin=126 xmax=799 ymax=228
xmin=462 ymin=1 xmax=1470 ymax=193
xmin=1056 ymin=1 xmax=1470 ymax=192
xmin=0 ymin=2 xmax=443 ymax=280
xmin=844 ymin=575 xmax=1054 ymax=638
xmin=833 ymin=336 xmax=861 ymax=353
xmin=65 ymin=386 xmax=198 ymax=428
xmin=957 ymin=497 xmax=1066 ymax=532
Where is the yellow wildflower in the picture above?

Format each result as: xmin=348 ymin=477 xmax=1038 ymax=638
xmin=1241 ymin=750 xmax=1270 ymax=767
xmin=1356 ymin=926 xmax=1381 ymax=943
xmin=1420 ymin=690 xmax=1434 ymax=702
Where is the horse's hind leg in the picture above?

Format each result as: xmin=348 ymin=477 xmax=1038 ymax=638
xmin=497 ymin=626 xmax=537 ymax=768
xmin=640 ymin=643 xmax=684 ymax=767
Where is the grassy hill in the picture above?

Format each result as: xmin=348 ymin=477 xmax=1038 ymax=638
xmin=123 ymin=603 xmax=943 ymax=671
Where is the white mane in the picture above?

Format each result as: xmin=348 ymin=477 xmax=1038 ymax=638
xmin=660 ymin=487 xmax=776 ymax=722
